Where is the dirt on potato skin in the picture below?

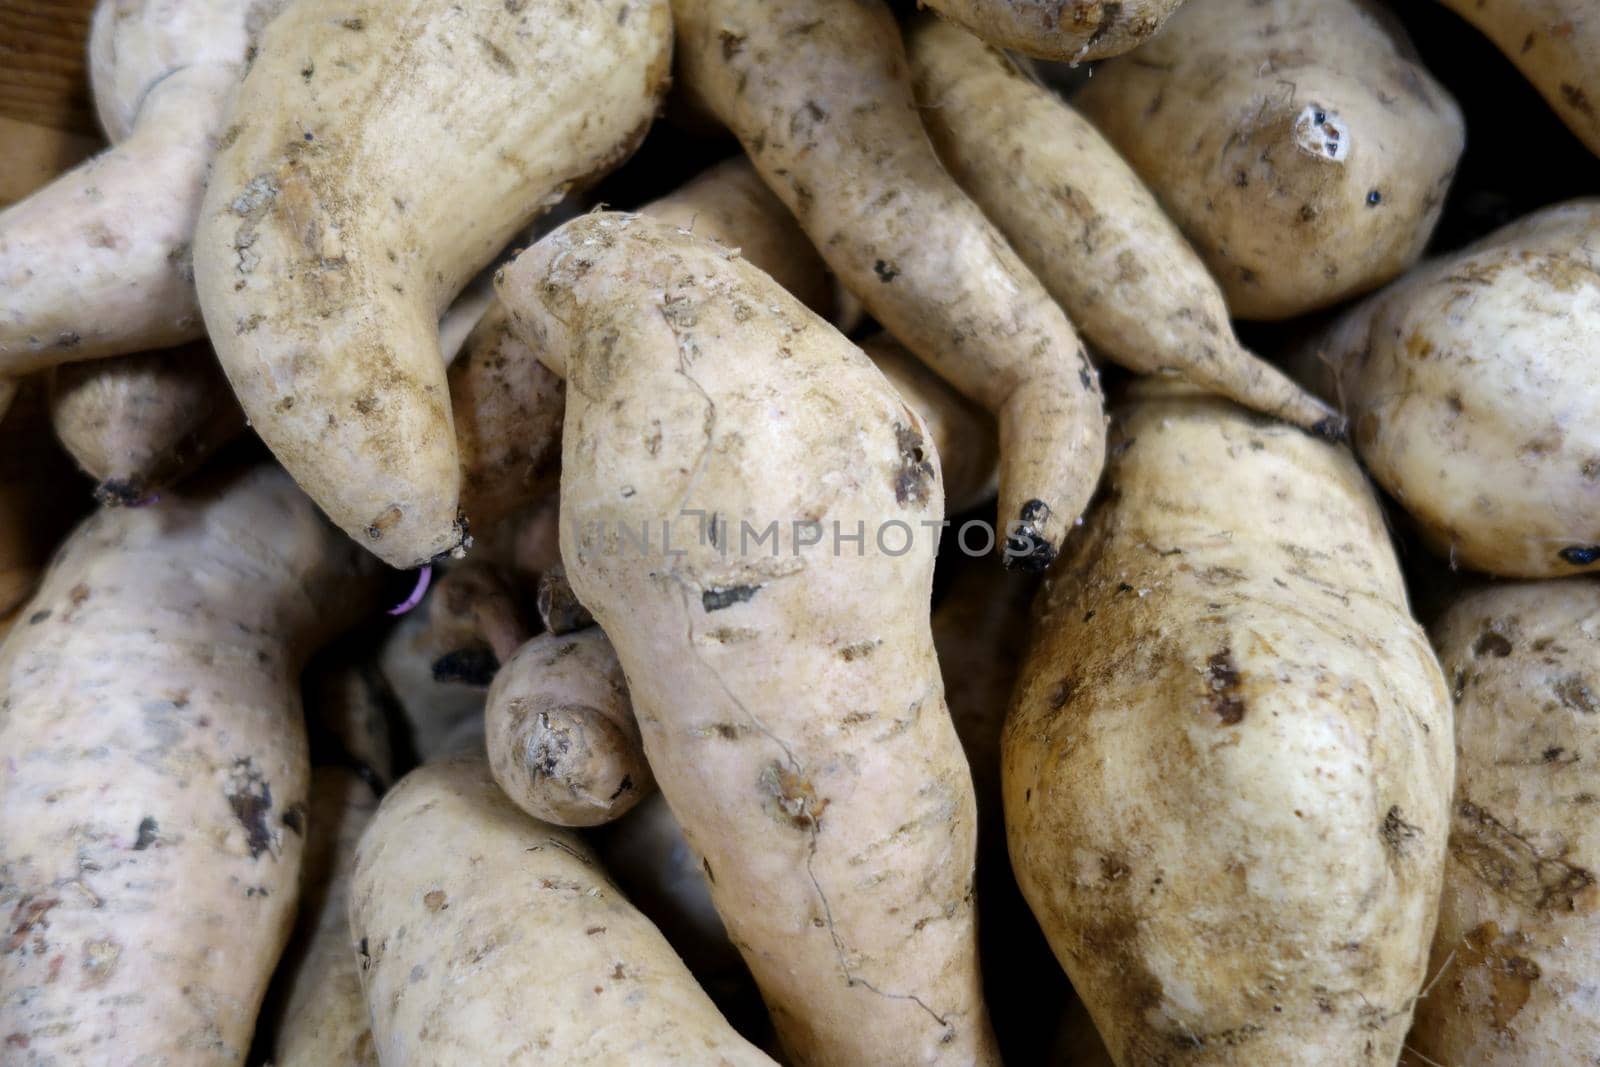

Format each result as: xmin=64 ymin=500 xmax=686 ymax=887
xmin=0 ymin=465 xmax=376 ymax=1065
xmin=1004 ymin=382 xmax=1454 ymax=1066
xmin=1411 ymin=579 xmax=1600 ymax=1065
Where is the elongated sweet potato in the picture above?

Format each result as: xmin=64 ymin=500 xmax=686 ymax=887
xmin=907 ymin=17 xmax=1341 ymax=435
xmin=1075 ymin=0 xmax=1464 ymax=320
xmin=1408 ymin=579 xmax=1600 ymax=1065
xmin=0 ymin=0 xmax=264 ymax=370
xmin=48 ymin=342 xmax=245 ymax=505
xmin=269 ymin=768 xmax=380 ymax=1067
xmin=194 ymin=0 xmax=672 ymax=567
xmin=486 ymin=626 xmax=652 ymax=827
xmin=350 ymin=754 xmax=777 ymax=1065
xmin=1436 ymin=0 xmax=1600 ymax=158
xmin=1296 ymin=199 xmax=1600 ymax=578
xmin=1005 ymin=382 xmax=1454 ymax=1065
xmin=673 ymin=0 xmax=1106 ymax=567
xmin=0 ymin=464 xmax=375 ymax=1064
xmin=498 ymin=212 xmax=997 ymax=1065
xmin=919 ymin=0 xmax=1187 ymax=61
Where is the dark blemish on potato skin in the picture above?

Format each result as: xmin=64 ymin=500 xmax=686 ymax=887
xmin=1473 ymin=631 xmax=1513 ymax=658
xmin=1006 ymin=500 xmax=1057 ymax=572
xmin=1206 ymin=649 xmax=1245 ymax=724
xmin=225 ymin=758 xmax=275 ymax=860
xmin=1380 ymin=805 xmax=1420 ymax=857
xmin=27 ymin=610 xmax=49 ymax=625
xmin=132 ymin=817 xmax=159 ymax=850
xmin=702 ymin=585 xmax=761 ymax=612
xmin=1554 ymin=675 xmax=1597 ymax=714
xmin=702 ymin=858 xmax=715 ymax=884
xmin=1453 ymin=800 xmax=1597 ymax=912
xmin=873 ymin=259 xmax=900 ymax=282
xmin=1560 ymin=545 xmax=1600 ymax=566
xmin=893 ymin=423 xmax=934 ymax=507
xmin=607 ymin=774 xmax=634 ymax=801
xmin=1562 ymin=84 xmax=1595 ymax=117
xmin=282 ymin=803 xmax=306 ymax=836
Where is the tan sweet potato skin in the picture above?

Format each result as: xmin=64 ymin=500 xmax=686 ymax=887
xmin=349 ymin=754 xmax=776 ymax=1066
xmin=907 ymin=17 xmax=1339 ymax=435
xmin=920 ymin=0 xmax=1186 ymax=61
xmin=499 ymin=212 xmax=996 ymax=1065
xmin=194 ymin=0 xmax=671 ymax=567
xmin=270 ymin=768 xmax=380 ymax=1067
xmin=1298 ymin=199 xmax=1600 ymax=579
xmin=1075 ymin=0 xmax=1464 ymax=320
xmin=1004 ymin=384 xmax=1454 ymax=1065
xmin=673 ymin=0 xmax=1105 ymax=564
xmin=1408 ymin=580 xmax=1600 ymax=1065
xmin=48 ymin=342 xmax=245 ymax=505
xmin=0 ymin=465 xmax=374 ymax=1065
xmin=1438 ymin=0 xmax=1600 ymax=158
xmin=485 ymin=627 xmax=653 ymax=827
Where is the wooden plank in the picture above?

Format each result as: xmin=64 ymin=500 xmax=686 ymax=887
xmin=0 ymin=0 xmax=99 ymax=134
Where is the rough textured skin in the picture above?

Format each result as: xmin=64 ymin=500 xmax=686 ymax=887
xmin=920 ymin=0 xmax=1186 ymax=61
xmin=270 ymin=768 xmax=380 ymax=1067
xmin=907 ymin=18 xmax=1342 ymax=436
xmin=1409 ymin=580 xmax=1600 ymax=1066
xmin=1437 ymin=0 xmax=1600 ymax=158
xmin=646 ymin=155 xmax=836 ymax=319
xmin=194 ymin=0 xmax=672 ymax=568
xmin=1004 ymin=384 xmax=1454 ymax=1066
xmin=0 ymin=464 xmax=375 ymax=1065
xmin=450 ymin=156 xmax=833 ymax=533
xmin=1075 ymin=0 xmax=1465 ymax=320
xmin=486 ymin=627 xmax=652 ymax=827
xmin=673 ymin=0 xmax=1106 ymax=567
xmin=48 ymin=342 xmax=245 ymax=505
xmin=1297 ymin=199 xmax=1600 ymax=579
xmin=0 ymin=0 xmax=263 ymax=369
xmin=863 ymin=334 xmax=997 ymax=515
xmin=498 ymin=213 xmax=997 ymax=1066
xmin=349 ymin=755 xmax=776 ymax=1066
xmin=448 ymin=302 xmax=565 ymax=531
xmin=0 ymin=381 xmax=88 ymax=619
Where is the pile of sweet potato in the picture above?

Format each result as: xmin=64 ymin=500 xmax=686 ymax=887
xmin=0 ymin=1 xmax=1596 ymax=1064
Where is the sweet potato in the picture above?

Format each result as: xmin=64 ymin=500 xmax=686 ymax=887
xmin=498 ymin=212 xmax=996 ymax=1064
xmin=1408 ymin=579 xmax=1600 ymax=1065
xmin=48 ymin=342 xmax=245 ymax=505
xmin=0 ymin=464 xmax=375 ymax=1064
xmin=906 ymin=17 xmax=1341 ymax=435
xmin=1295 ymin=199 xmax=1600 ymax=578
xmin=1436 ymin=0 xmax=1600 ymax=158
xmin=0 ymin=0 xmax=263 ymax=369
xmin=349 ymin=754 xmax=777 ymax=1065
xmin=1075 ymin=0 xmax=1465 ymax=320
xmin=486 ymin=626 xmax=652 ymax=827
xmin=673 ymin=0 xmax=1106 ymax=567
xmin=918 ymin=0 xmax=1187 ymax=61
xmin=303 ymin=656 xmax=395 ymax=789
xmin=193 ymin=0 xmax=672 ymax=567
xmin=269 ymin=768 xmax=380 ymax=1067
xmin=1004 ymin=382 xmax=1454 ymax=1065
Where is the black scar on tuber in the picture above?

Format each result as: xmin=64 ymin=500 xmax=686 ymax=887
xmin=1560 ymin=545 xmax=1600 ymax=566
xmin=1005 ymin=500 xmax=1058 ymax=573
